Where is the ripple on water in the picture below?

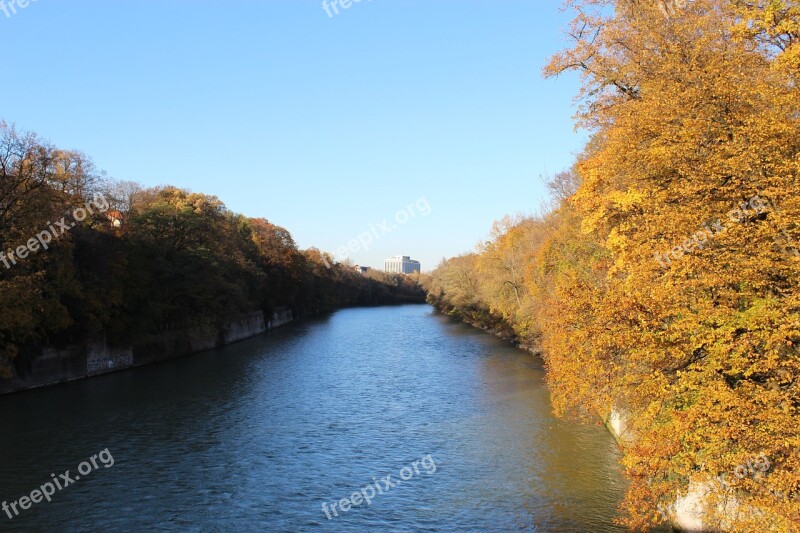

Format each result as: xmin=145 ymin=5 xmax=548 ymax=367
xmin=0 ymin=305 xmax=628 ymax=532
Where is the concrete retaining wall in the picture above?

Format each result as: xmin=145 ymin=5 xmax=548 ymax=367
xmin=0 ymin=307 xmax=293 ymax=395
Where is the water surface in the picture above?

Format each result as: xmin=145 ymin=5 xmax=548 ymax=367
xmin=0 ymin=304 xmax=627 ymax=531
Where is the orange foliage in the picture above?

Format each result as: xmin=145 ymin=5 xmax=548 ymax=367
xmin=430 ymin=1 xmax=800 ymax=529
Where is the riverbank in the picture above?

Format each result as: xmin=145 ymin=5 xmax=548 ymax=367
xmin=0 ymin=308 xmax=294 ymax=396
xmin=426 ymin=296 xmax=700 ymax=531
xmin=428 ymin=296 xmax=797 ymax=532
xmin=1 ymin=297 xmax=430 ymax=396
xmin=0 ymin=129 xmax=427 ymax=393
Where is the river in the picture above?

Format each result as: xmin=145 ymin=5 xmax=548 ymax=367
xmin=0 ymin=304 xmax=628 ymax=531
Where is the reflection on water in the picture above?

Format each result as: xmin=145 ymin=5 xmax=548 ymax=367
xmin=0 ymin=304 xmax=628 ymax=531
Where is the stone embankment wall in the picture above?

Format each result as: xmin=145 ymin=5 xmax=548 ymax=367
xmin=0 ymin=307 xmax=293 ymax=395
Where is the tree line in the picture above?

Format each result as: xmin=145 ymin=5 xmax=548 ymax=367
xmin=426 ymin=1 xmax=800 ymax=530
xmin=0 ymin=121 xmax=424 ymax=378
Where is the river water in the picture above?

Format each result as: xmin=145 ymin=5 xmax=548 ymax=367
xmin=0 ymin=304 xmax=628 ymax=532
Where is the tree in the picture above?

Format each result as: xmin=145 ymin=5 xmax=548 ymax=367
xmin=545 ymin=0 xmax=800 ymax=528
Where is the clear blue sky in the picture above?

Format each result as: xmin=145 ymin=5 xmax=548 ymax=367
xmin=2 ymin=0 xmax=585 ymax=271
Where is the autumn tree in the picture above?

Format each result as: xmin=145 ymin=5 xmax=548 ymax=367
xmin=476 ymin=216 xmax=547 ymax=340
xmin=0 ymin=122 xmax=94 ymax=375
xmin=429 ymin=1 xmax=800 ymax=529
xmin=544 ymin=0 xmax=800 ymax=529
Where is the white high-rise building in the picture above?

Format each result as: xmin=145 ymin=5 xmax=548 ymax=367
xmin=384 ymin=255 xmax=421 ymax=274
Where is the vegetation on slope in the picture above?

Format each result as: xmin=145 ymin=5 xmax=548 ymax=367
xmin=427 ymin=1 xmax=800 ymax=530
xmin=0 ymin=122 xmax=423 ymax=378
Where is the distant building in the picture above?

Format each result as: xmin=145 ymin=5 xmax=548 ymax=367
xmin=384 ymin=255 xmax=421 ymax=274
xmin=105 ymin=210 xmax=124 ymax=228
xmin=354 ymin=265 xmax=371 ymax=274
